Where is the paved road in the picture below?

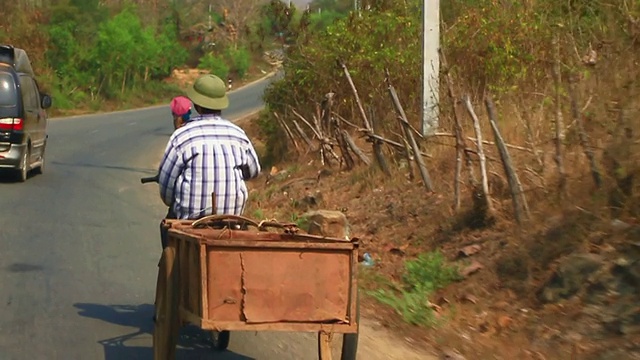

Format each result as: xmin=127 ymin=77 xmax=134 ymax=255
xmin=0 ymin=75 xmax=344 ymax=360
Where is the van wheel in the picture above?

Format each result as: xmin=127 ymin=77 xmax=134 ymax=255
xmin=34 ymin=149 xmax=45 ymax=175
xmin=17 ymin=147 xmax=29 ymax=182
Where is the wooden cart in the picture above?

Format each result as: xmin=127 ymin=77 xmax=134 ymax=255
xmin=153 ymin=214 xmax=359 ymax=360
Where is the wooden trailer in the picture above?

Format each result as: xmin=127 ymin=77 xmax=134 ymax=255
xmin=153 ymin=215 xmax=360 ymax=360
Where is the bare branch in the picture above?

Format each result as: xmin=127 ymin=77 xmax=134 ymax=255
xmin=440 ymin=48 xmax=466 ymax=211
xmin=463 ymin=95 xmax=495 ymax=217
xmin=434 ymin=132 xmax=534 ymax=153
xmin=342 ymin=130 xmax=371 ymax=166
xmin=273 ymin=112 xmax=300 ymax=154
xmin=339 ymin=60 xmax=372 ymax=130
xmin=291 ymin=120 xmax=315 ymax=151
xmin=290 ymin=107 xmax=323 ymax=140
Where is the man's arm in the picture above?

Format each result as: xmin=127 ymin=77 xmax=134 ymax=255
xmin=158 ymin=139 xmax=184 ymax=207
xmin=243 ymin=142 xmax=261 ymax=180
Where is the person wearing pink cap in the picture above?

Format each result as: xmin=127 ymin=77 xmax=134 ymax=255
xmin=170 ymin=95 xmax=192 ymax=130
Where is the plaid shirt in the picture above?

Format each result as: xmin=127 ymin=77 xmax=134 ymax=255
xmin=158 ymin=114 xmax=261 ymax=219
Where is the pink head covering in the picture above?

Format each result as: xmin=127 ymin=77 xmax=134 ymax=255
xmin=170 ymin=96 xmax=191 ymax=116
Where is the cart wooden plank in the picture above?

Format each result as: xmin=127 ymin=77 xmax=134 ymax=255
xmin=178 ymin=308 xmax=358 ymax=332
xmin=153 ymin=246 xmax=180 ymax=360
xmin=318 ymin=331 xmax=333 ymax=360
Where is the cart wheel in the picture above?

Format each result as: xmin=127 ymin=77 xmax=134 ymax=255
xmin=340 ymin=290 xmax=360 ymax=360
xmin=209 ymin=330 xmax=230 ymax=351
xmin=153 ymin=246 xmax=180 ymax=360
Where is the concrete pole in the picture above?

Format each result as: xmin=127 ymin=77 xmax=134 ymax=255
xmin=422 ymin=0 xmax=440 ymax=136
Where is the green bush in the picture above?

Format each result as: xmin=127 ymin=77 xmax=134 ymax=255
xmin=255 ymin=109 xmax=288 ymax=167
xmin=263 ymin=1 xmax=423 ymax=119
xmin=198 ymin=52 xmax=230 ymax=80
xmin=368 ymin=251 xmax=461 ymax=327
xmin=308 ymin=9 xmax=345 ymax=31
xmin=260 ymin=2 xmax=426 ymax=165
xmin=45 ymin=3 xmax=187 ymax=100
xmin=225 ymin=46 xmax=251 ymax=79
xmin=49 ymin=86 xmax=75 ymax=110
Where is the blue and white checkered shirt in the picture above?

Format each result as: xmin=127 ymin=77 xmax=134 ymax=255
xmin=158 ymin=114 xmax=261 ymax=219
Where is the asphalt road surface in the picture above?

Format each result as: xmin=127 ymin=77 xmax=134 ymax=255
xmin=0 ymin=75 xmax=353 ymax=360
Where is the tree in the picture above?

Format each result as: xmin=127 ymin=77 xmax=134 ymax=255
xmin=263 ymin=0 xmax=423 ymax=124
xmin=89 ymin=5 xmax=186 ymax=97
xmin=260 ymin=0 xmax=298 ymax=43
xmin=309 ymin=0 xmax=353 ymax=13
xmin=215 ymin=0 xmax=269 ymax=46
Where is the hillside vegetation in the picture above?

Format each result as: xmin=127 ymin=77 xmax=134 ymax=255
xmin=0 ymin=0 xmax=312 ymax=114
xmin=245 ymin=0 xmax=640 ymax=358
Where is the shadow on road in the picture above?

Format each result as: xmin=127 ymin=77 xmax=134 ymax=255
xmin=74 ymin=303 xmax=254 ymax=360
xmin=51 ymin=161 xmax=157 ymax=176
xmin=0 ymin=170 xmax=36 ymax=183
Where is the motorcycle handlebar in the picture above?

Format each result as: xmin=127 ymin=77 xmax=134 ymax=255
xmin=140 ymin=175 xmax=159 ymax=184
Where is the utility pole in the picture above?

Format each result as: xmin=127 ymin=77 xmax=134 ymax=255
xmin=208 ymin=3 xmax=212 ymax=30
xmin=422 ymin=0 xmax=440 ymax=136
xmin=354 ymin=0 xmax=361 ymax=16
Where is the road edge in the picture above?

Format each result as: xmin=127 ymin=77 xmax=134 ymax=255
xmin=50 ymin=70 xmax=279 ymax=121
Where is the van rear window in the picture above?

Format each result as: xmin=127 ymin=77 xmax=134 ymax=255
xmin=0 ymin=72 xmax=17 ymax=107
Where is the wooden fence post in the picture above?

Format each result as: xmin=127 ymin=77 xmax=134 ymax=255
xmin=552 ymin=32 xmax=567 ymax=195
xmin=368 ymin=106 xmax=391 ymax=176
xmin=568 ymin=81 xmax=602 ymax=189
xmin=485 ymin=97 xmax=530 ymax=223
xmin=386 ymin=71 xmax=435 ymax=192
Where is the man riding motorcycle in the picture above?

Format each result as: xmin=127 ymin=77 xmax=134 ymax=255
xmin=157 ymin=74 xmax=261 ymax=248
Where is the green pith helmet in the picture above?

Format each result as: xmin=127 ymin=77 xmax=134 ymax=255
xmin=187 ymin=74 xmax=229 ymax=110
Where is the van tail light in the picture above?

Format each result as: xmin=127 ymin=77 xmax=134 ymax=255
xmin=0 ymin=118 xmax=23 ymax=131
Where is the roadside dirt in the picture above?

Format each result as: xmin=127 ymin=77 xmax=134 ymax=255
xmin=167 ymin=64 xmax=276 ymax=92
xmin=355 ymin=318 xmax=438 ymax=360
